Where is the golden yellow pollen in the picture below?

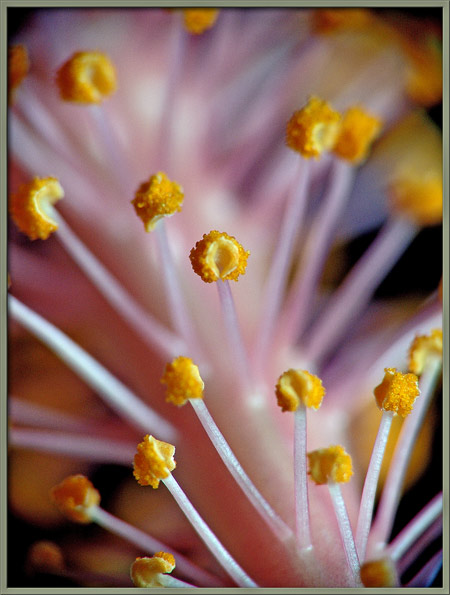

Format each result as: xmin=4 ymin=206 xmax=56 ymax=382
xmin=333 ymin=106 xmax=382 ymax=164
xmin=161 ymin=356 xmax=204 ymax=407
xmin=50 ymin=475 xmax=100 ymax=524
xmin=275 ymin=369 xmax=325 ymax=412
xmin=27 ymin=541 xmax=65 ymax=573
xmin=56 ymin=51 xmax=117 ymax=104
xmin=133 ymin=435 xmax=176 ymax=488
xmin=286 ymin=96 xmax=341 ymax=159
xmin=131 ymin=172 xmax=184 ymax=232
xmin=9 ymin=177 xmax=64 ymax=240
xmin=373 ymin=368 xmax=420 ymax=417
xmin=360 ymin=557 xmax=398 ymax=587
xmin=389 ymin=174 xmax=442 ymax=226
xmin=408 ymin=329 xmax=443 ymax=376
xmin=189 ymin=230 xmax=250 ymax=283
xmin=131 ymin=553 xmax=176 ymax=588
xmin=8 ymin=45 xmax=29 ymax=103
xmin=308 ymin=445 xmax=353 ymax=485
xmin=183 ymin=9 xmax=219 ymax=34
xmin=312 ymin=8 xmax=374 ymax=35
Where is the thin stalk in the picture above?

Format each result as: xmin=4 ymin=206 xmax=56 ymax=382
xmin=405 ymin=550 xmax=443 ymax=587
xmin=9 ymin=295 xmax=177 ymax=442
xmin=294 ymin=405 xmax=312 ymax=550
xmin=397 ymin=517 xmax=442 ymax=576
xmin=163 ymin=474 xmax=258 ymax=587
xmin=9 ymin=397 xmax=91 ymax=433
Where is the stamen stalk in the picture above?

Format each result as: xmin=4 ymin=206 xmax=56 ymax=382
xmin=10 ymin=397 xmax=92 ymax=432
xmin=397 ymin=517 xmax=442 ymax=576
xmin=356 ymin=410 xmax=394 ymax=561
xmin=327 ymin=482 xmax=362 ymax=586
xmin=306 ymin=217 xmax=418 ymax=364
xmin=294 ymin=405 xmax=312 ymax=550
xmin=9 ymin=295 xmax=177 ymax=441
xmin=189 ymin=398 xmax=293 ymax=542
xmin=162 ymin=473 xmax=258 ymax=587
xmin=405 ymin=550 xmax=442 ymax=587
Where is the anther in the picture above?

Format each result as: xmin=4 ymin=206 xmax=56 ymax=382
xmin=332 ymin=106 xmax=382 ymax=164
xmin=312 ymin=8 xmax=374 ymax=35
xmin=8 ymin=45 xmax=29 ymax=103
xmin=27 ymin=541 xmax=65 ymax=574
xmin=56 ymin=51 xmax=117 ymax=104
xmin=9 ymin=177 xmax=64 ymax=240
xmin=182 ymin=9 xmax=219 ymax=34
xmin=373 ymin=368 xmax=420 ymax=417
xmin=408 ymin=329 xmax=442 ymax=376
xmin=161 ymin=356 xmax=204 ymax=406
xmin=275 ymin=369 xmax=325 ymax=412
xmin=308 ymin=445 xmax=353 ymax=485
xmin=131 ymin=172 xmax=184 ymax=232
xmin=286 ymin=96 xmax=341 ymax=159
xmin=133 ymin=435 xmax=176 ymax=488
xmin=50 ymin=474 xmax=100 ymax=523
xmin=360 ymin=557 xmax=399 ymax=587
xmin=189 ymin=230 xmax=250 ymax=283
xmin=131 ymin=552 xmax=176 ymax=588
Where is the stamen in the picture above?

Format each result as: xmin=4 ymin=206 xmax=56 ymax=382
xmin=356 ymin=369 xmax=420 ymax=561
xmin=8 ymin=296 xmax=177 ymax=441
xmin=276 ymin=369 xmax=325 ymax=550
xmin=9 ymin=177 xmax=64 ymax=240
xmin=133 ymin=437 xmax=258 ymax=586
xmin=182 ymin=9 xmax=219 ymax=34
xmin=360 ymin=557 xmax=399 ymax=587
xmin=312 ymin=8 xmax=374 ymax=35
xmin=131 ymin=172 xmax=184 ymax=232
xmin=389 ymin=175 xmax=443 ymax=226
xmin=406 ymin=550 xmax=443 ymax=587
xmin=408 ymin=328 xmax=442 ymax=375
xmin=131 ymin=553 xmax=185 ymax=588
xmin=308 ymin=446 xmax=361 ymax=585
xmin=10 ymin=396 xmax=92 ymax=432
xmin=332 ymin=106 xmax=382 ymax=164
xmin=27 ymin=541 xmax=65 ymax=574
xmin=56 ymin=51 xmax=117 ymax=104
xmin=397 ymin=516 xmax=442 ymax=576
xmin=305 ymin=216 xmax=419 ymax=365
xmin=50 ymin=474 xmax=100 ymax=524
xmin=161 ymin=356 xmax=204 ymax=406
xmin=189 ymin=230 xmax=249 ymax=283
xmin=286 ymin=96 xmax=341 ymax=160
xmin=8 ymin=44 xmax=29 ymax=104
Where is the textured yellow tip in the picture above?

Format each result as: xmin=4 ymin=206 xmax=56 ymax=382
xmin=9 ymin=177 xmax=64 ymax=240
xmin=360 ymin=557 xmax=398 ymax=587
xmin=286 ymin=96 xmax=341 ymax=159
xmin=373 ymin=368 xmax=420 ymax=417
xmin=161 ymin=356 xmax=204 ymax=407
xmin=189 ymin=230 xmax=250 ymax=283
xmin=131 ymin=552 xmax=176 ymax=588
xmin=131 ymin=172 xmax=184 ymax=232
xmin=183 ymin=9 xmax=219 ymax=34
xmin=275 ymin=369 xmax=325 ymax=412
xmin=56 ymin=51 xmax=117 ymax=104
xmin=27 ymin=541 xmax=65 ymax=573
xmin=8 ymin=45 xmax=29 ymax=103
xmin=50 ymin=475 xmax=100 ymax=524
xmin=312 ymin=8 xmax=374 ymax=35
xmin=133 ymin=435 xmax=176 ymax=488
xmin=408 ymin=329 xmax=442 ymax=376
xmin=308 ymin=445 xmax=353 ymax=485
xmin=333 ymin=106 xmax=382 ymax=164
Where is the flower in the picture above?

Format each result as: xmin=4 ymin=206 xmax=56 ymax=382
xmin=7 ymin=7 xmax=443 ymax=589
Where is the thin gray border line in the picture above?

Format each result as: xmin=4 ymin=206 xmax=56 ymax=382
xmin=1 ymin=1 xmax=448 ymax=594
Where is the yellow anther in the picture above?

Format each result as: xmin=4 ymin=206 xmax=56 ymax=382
xmin=333 ymin=106 xmax=382 ymax=164
xmin=312 ymin=8 xmax=374 ymax=35
xmin=182 ymin=9 xmax=219 ymax=34
xmin=56 ymin=51 xmax=117 ymax=104
xmin=189 ymin=230 xmax=250 ymax=283
xmin=50 ymin=475 xmax=100 ymax=524
xmin=9 ymin=177 xmax=64 ymax=240
xmin=131 ymin=552 xmax=176 ymax=588
xmin=8 ymin=45 xmax=29 ymax=103
xmin=389 ymin=175 xmax=442 ymax=226
xmin=408 ymin=329 xmax=442 ymax=376
xmin=161 ymin=356 xmax=204 ymax=407
xmin=131 ymin=172 xmax=184 ymax=232
xmin=27 ymin=541 xmax=65 ymax=573
xmin=275 ymin=369 xmax=325 ymax=412
xmin=373 ymin=368 xmax=420 ymax=417
xmin=286 ymin=96 xmax=341 ymax=159
xmin=360 ymin=557 xmax=398 ymax=587
xmin=308 ymin=445 xmax=353 ymax=485
xmin=133 ymin=435 xmax=176 ymax=488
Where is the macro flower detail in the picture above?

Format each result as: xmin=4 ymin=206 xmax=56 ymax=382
xmin=8 ymin=44 xmax=29 ymax=103
xmin=9 ymin=176 xmax=64 ymax=240
xmin=56 ymin=50 xmax=117 ymax=104
xmin=131 ymin=172 xmax=184 ymax=232
xmin=189 ymin=230 xmax=249 ymax=283
xmin=7 ymin=6 xmax=443 ymax=590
